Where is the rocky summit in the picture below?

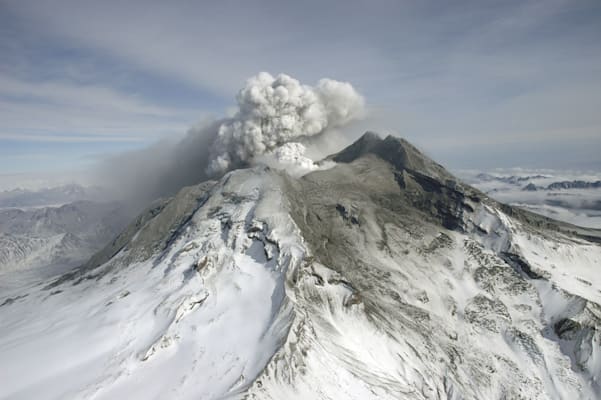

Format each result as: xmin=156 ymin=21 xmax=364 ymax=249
xmin=0 ymin=133 xmax=600 ymax=399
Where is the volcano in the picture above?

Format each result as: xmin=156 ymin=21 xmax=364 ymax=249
xmin=1 ymin=133 xmax=600 ymax=399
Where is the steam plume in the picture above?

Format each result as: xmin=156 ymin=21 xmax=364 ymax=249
xmin=207 ymin=72 xmax=364 ymax=174
xmin=96 ymin=72 xmax=365 ymax=211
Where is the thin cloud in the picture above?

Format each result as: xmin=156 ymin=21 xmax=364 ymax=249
xmin=0 ymin=75 xmax=202 ymax=142
xmin=0 ymin=133 xmax=149 ymax=143
xmin=0 ymin=75 xmax=187 ymax=117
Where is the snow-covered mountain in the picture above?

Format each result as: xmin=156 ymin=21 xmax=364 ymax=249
xmin=0 ymin=201 xmax=128 ymax=273
xmin=0 ymin=133 xmax=600 ymax=399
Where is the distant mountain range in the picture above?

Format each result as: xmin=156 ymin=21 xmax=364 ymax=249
xmin=0 ymin=200 xmax=128 ymax=273
xmin=523 ymin=180 xmax=601 ymax=191
xmin=462 ymin=170 xmax=601 ymax=229
xmin=475 ymin=173 xmax=549 ymax=185
xmin=0 ymin=183 xmax=104 ymax=208
xmin=472 ymin=173 xmax=601 ymax=192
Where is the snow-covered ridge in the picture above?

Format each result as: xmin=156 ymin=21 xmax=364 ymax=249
xmin=0 ymin=168 xmax=308 ymax=399
xmin=247 ymin=143 xmax=600 ymax=399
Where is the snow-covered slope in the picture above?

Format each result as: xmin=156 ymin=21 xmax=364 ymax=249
xmin=0 ymin=231 xmax=90 ymax=272
xmin=0 ymin=133 xmax=599 ymax=399
xmin=0 ymin=201 xmax=127 ymax=273
xmin=0 ymin=171 xmax=304 ymax=399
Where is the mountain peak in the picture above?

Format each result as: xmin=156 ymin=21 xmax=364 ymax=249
xmin=331 ymin=132 xmax=453 ymax=182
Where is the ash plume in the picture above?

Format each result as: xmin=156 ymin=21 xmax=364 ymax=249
xmin=95 ymin=73 xmax=365 ymax=211
xmin=207 ymin=72 xmax=365 ymax=175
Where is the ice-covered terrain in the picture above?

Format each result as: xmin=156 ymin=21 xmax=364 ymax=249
xmin=460 ymin=169 xmax=601 ymax=229
xmin=0 ymin=201 xmax=127 ymax=273
xmin=0 ymin=133 xmax=600 ymax=399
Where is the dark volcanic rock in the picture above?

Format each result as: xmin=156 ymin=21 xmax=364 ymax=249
xmin=330 ymin=132 xmax=482 ymax=231
xmin=522 ymin=183 xmax=539 ymax=191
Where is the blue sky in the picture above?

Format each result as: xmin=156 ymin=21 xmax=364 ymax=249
xmin=1 ymin=0 xmax=600 ymax=182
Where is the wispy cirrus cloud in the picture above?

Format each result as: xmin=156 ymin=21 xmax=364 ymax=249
xmin=0 ymin=75 xmax=187 ymax=117
xmin=0 ymin=75 xmax=202 ymax=140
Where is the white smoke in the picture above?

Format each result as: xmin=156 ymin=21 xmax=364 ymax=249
xmin=207 ymin=72 xmax=365 ymax=175
xmin=271 ymin=142 xmax=316 ymax=170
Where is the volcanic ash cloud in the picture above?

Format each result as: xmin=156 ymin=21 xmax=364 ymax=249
xmin=207 ymin=72 xmax=365 ymax=175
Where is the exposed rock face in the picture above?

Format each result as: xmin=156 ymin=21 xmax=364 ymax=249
xmin=0 ymin=132 xmax=600 ymax=399
xmin=330 ymin=132 xmax=483 ymax=231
